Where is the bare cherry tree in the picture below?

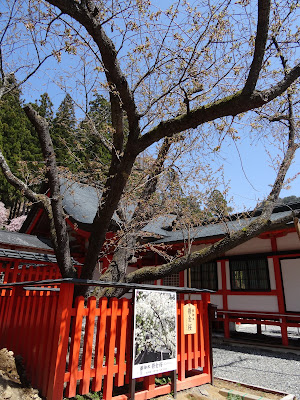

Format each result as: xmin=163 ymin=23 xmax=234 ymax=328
xmin=0 ymin=0 xmax=299 ymax=295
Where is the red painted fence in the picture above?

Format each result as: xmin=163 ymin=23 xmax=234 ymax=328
xmin=0 ymin=283 xmax=212 ymax=400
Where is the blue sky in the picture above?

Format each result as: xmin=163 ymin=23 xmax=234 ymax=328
xmin=19 ymin=56 xmax=300 ymax=212
xmin=2 ymin=0 xmax=299 ymax=212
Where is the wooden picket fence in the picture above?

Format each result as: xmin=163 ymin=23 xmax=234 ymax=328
xmin=0 ymin=260 xmax=61 ymax=284
xmin=0 ymin=282 xmax=212 ymax=400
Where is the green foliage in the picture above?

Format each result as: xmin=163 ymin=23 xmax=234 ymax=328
xmin=34 ymin=92 xmax=53 ymax=121
xmin=0 ymin=89 xmax=115 ymax=205
xmin=0 ymin=87 xmax=43 ymax=206
xmin=280 ymin=195 xmax=300 ymax=204
xmin=206 ymin=189 xmax=233 ymax=217
xmin=50 ymin=93 xmax=113 ymax=180
xmin=78 ymin=93 xmax=112 ymax=177
xmin=227 ymin=393 xmax=242 ymax=400
xmin=51 ymin=93 xmax=77 ymax=170
xmin=64 ymin=391 xmax=103 ymax=400
xmin=155 ymin=376 xmax=171 ymax=386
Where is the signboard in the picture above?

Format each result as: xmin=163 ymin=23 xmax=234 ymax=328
xmin=132 ymin=289 xmax=177 ymax=379
xmin=183 ymin=304 xmax=196 ymax=335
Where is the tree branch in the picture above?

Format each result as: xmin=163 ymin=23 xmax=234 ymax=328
xmin=24 ymin=105 xmax=76 ymax=277
xmin=0 ymin=151 xmax=42 ymax=205
xmin=136 ymin=62 xmax=300 ymax=154
xmin=242 ymin=0 xmax=271 ymax=95
xmin=0 ymin=147 xmax=58 ymax=250
xmin=46 ymin=0 xmax=140 ymax=141
xmin=125 ymin=113 xmax=300 ymax=286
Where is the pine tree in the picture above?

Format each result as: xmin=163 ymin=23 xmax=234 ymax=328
xmin=34 ymin=93 xmax=53 ymax=121
xmin=0 ymin=85 xmax=43 ymax=207
xmin=77 ymin=93 xmax=113 ymax=181
xmin=82 ymin=93 xmax=112 ymax=165
xmin=51 ymin=93 xmax=77 ymax=170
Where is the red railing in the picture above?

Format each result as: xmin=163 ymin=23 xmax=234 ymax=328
xmin=0 ymin=282 xmax=212 ymax=400
xmin=0 ymin=261 xmax=61 ymax=284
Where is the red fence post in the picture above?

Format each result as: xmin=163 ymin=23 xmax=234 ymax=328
xmin=202 ymin=293 xmax=212 ymax=382
xmin=46 ymin=282 xmax=74 ymax=400
xmin=4 ymin=285 xmax=23 ymax=351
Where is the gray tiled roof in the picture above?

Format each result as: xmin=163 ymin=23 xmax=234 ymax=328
xmin=0 ymin=247 xmax=57 ymax=262
xmin=142 ymin=214 xmax=177 ymax=236
xmin=60 ymin=179 xmax=136 ymax=227
xmin=22 ymin=177 xmax=300 ymax=243
xmin=153 ymin=210 xmax=296 ymax=243
xmin=0 ymin=230 xmax=53 ymax=250
xmin=60 ymin=179 xmax=102 ymax=225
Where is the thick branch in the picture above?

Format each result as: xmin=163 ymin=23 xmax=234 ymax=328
xmin=272 ymin=36 xmax=296 ymax=144
xmin=24 ymin=105 xmax=76 ymax=278
xmin=242 ymin=0 xmax=271 ymax=94
xmin=137 ymin=63 xmax=300 ymax=154
xmin=46 ymin=0 xmax=140 ymax=141
xmin=0 ymin=151 xmax=39 ymax=204
xmin=0 ymin=147 xmax=57 ymax=248
xmin=126 ymin=136 xmax=299 ymax=285
xmin=110 ymin=91 xmax=124 ymax=170
xmin=126 ymin=209 xmax=300 ymax=284
xmin=133 ymin=137 xmax=173 ymax=221
xmin=81 ymin=149 xmax=138 ymax=280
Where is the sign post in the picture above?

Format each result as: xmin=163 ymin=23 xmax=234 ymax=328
xmin=132 ymin=289 xmax=177 ymax=396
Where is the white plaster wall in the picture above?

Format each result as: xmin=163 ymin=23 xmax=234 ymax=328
xmin=281 ymin=258 xmax=300 ymax=312
xmin=225 ymin=237 xmax=272 ymax=256
xmin=276 ymin=232 xmax=300 ymax=252
xmin=227 ymin=295 xmax=279 ymax=312
xmin=267 ymin=258 xmax=276 ymax=290
xmin=185 ymin=294 xmax=222 ymax=308
xmin=211 ymin=294 xmax=223 ymax=309
xmin=186 ymin=293 xmax=202 ymax=300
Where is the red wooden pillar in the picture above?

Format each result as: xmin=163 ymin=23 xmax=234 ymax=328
xmin=271 ymin=237 xmax=288 ymax=346
xmin=202 ymin=293 xmax=212 ymax=382
xmin=46 ymin=283 xmax=74 ymax=400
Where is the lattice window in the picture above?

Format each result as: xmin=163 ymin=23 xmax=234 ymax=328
xmin=190 ymin=262 xmax=218 ymax=290
xmin=230 ymin=258 xmax=270 ymax=291
xmin=162 ymin=272 xmax=180 ymax=287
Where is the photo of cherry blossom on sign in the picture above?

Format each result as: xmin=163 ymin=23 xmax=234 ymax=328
xmin=132 ymin=289 xmax=177 ymax=379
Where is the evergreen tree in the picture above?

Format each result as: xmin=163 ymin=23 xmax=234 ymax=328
xmin=83 ymin=94 xmax=112 ymax=164
xmin=206 ymin=190 xmax=232 ymax=218
xmin=77 ymin=93 xmax=113 ymax=180
xmin=0 ymin=85 xmax=43 ymax=206
xmin=51 ymin=93 xmax=77 ymax=170
xmin=34 ymin=93 xmax=53 ymax=121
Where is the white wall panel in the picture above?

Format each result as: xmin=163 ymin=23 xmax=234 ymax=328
xmin=281 ymin=258 xmax=300 ymax=312
xmin=277 ymin=233 xmax=300 ymax=252
xmin=267 ymin=258 xmax=276 ymax=290
xmin=210 ymin=294 xmax=223 ymax=309
xmin=225 ymin=237 xmax=272 ymax=256
xmin=227 ymin=295 xmax=278 ymax=312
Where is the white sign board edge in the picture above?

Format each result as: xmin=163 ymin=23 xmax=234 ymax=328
xmin=132 ymin=289 xmax=177 ymax=379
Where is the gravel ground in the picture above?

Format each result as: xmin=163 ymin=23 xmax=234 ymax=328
xmin=213 ymin=343 xmax=300 ymax=398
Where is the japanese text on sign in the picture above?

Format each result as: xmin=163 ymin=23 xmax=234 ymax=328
xmin=183 ymin=303 xmax=196 ymax=335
